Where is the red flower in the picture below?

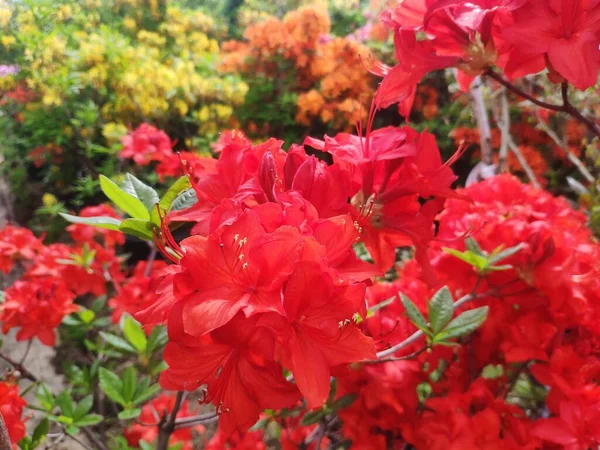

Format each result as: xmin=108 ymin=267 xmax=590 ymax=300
xmin=120 ymin=123 xmax=173 ymax=165
xmin=160 ymin=313 xmax=301 ymax=436
xmin=174 ymin=210 xmax=302 ymax=336
xmin=206 ymin=428 xmax=266 ymax=450
xmin=124 ymin=393 xmax=204 ymax=449
xmin=0 ymin=382 xmax=26 ymax=449
xmin=261 ymin=262 xmax=376 ymax=408
xmin=0 ymin=225 xmax=43 ymax=274
xmin=502 ymin=0 xmax=600 ymax=90
xmin=533 ymin=401 xmax=600 ymax=449
xmin=109 ymin=260 xmax=168 ymax=324
xmin=67 ymin=204 xmax=125 ymax=249
xmin=0 ymin=279 xmax=78 ymax=346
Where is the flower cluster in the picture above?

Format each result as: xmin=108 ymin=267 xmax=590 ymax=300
xmin=119 ymin=123 xmax=215 ymax=181
xmin=0 ymin=205 xmax=125 ymax=346
xmin=220 ymin=5 xmax=376 ymax=131
xmin=0 ymin=382 xmax=27 ymax=449
xmin=128 ymin=110 xmax=464 ymax=437
xmin=372 ymin=0 xmax=600 ymax=118
xmin=328 ymin=174 xmax=600 ymax=449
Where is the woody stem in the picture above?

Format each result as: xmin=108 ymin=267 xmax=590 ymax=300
xmin=156 ymin=391 xmax=184 ymax=450
xmin=484 ymin=70 xmax=600 ymax=138
xmin=0 ymin=352 xmax=37 ymax=382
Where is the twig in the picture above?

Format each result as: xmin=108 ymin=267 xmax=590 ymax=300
xmin=173 ymin=412 xmax=219 ymax=430
xmin=19 ymin=341 xmax=32 ymax=365
xmin=0 ymin=412 xmax=11 ymax=450
xmin=470 ymin=76 xmax=494 ymax=165
xmin=81 ymin=427 xmax=108 ymax=450
xmin=535 ymin=110 xmax=595 ymax=183
xmin=65 ymin=432 xmax=95 ymax=450
xmin=364 ymin=347 xmax=428 ymax=364
xmin=507 ymin=138 xmax=542 ymax=188
xmin=143 ymin=244 xmax=157 ymax=278
xmin=0 ymin=352 xmax=38 ymax=382
xmin=497 ymin=89 xmax=510 ymax=172
xmin=156 ymin=391 xmax=184 ymax=450
xmin=485 ymin=70 xmax=600 ymax=138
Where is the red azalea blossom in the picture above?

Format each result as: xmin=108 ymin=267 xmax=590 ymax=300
xmin=67 ymin=204 xmax=125 ymax=249
xmin=0 ymin=225 xmax=43 ymax=274
xmin=0 ymin=279 xmax=78 ymax=346
xmin=0 ymin=382 xmax=27 ymax=449
xmin=120 ymin=123 xmax=173 ymax=166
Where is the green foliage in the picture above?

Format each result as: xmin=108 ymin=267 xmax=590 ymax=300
xmin=401 ymin=287 xmax=490 ymax=346
xmin=443 ymin=237 xmax=524 ymax=275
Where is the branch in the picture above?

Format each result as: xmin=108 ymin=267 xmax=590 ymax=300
xmin=561 ymin=82 xmax=600 ymax=138
xmin=497 ymin=89 xmax=510 ymax=172
xmin=485 ymin=70 xmax=600 ymax=138
xmin=156 ymin=391 xmax=184 ymax=450
xmin=507 ymin=138 xmax=542 ymax=189
xmin=485 ymin=70 xmax=564 ymax=112
xmin=0 ymin=352 xmax=38 ymax=382
xmin=470 ymin=76 xmax=494 ymax=166
xmin=0 ymin=412 xmax=11 ymax=450
xmin=535 ymin=109 xmax=595 ymax=183
xmin=363 ymin=347 xmax=427 ymax=364
xmin=173 ymin=412 xmax=219 ymax=430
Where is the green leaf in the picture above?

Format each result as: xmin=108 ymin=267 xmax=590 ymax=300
xmin=400 ymin=293 xmax=429 ymax=334
xmin=118 ymin=408 xmax=141 ymax=420
xmin=442 ymin=248 xmax=488 ymax=271
xmin=73 ymin=395 xmax=93 ymax=421
xmin=482 ymin=364 xmax=504 ymax=379
xmin=123 ymin=315 xmax=147 ymax=353
xmin=55 ymin=391 xmax=74 ymax=417
xmin=328 ymin=393 xmax=357 ymax=413
xmin=99 ymin=332 xmax=136 ymax=353
xmin=119 ymin=218 xmax=155 ymax=241
xmin=98 ymin=368 xmax=126 ymax=406
xmin=99 ymin=175 xmax=149 ymax=220
xmin=150 ymin=360 xmax=168 ymax=376
xmin=122 ymin=366 xmax=136 ymax=403
xmin=170 ymin=187 xmax=197 ymax=212
xmin=122 ymin=174 xmax=159 ymax=211
xmin=488 ymin=243 xmax=524 ymax=266
xmin=139 ymin=441 xmax=154 ymax=450
xmin=73 ymin=414 xmax=103 ymax=427
xmin=366 ymin=296 xmax=395 ymax=317
xmin=150 ymin=176 xmax=191 ymax=225
xmin=132 ymin=383 xmax=161 ymax=406
xmin=59 ymin=213 xmax=122 ymax=231
xmin=300 ymin=409 xmax=326 ymax=426
xmin=465 ymin=237 xmax=484 ymax=255
xmin=65 ymin=425 xmax=79 ymax=436
xmin=36 ymin=384 xmax=54 ymax=412
xmin=77 ymin=308 xmax=96 ymax=325
xmin=434 ymin=306 xmax=489 ymax=342
xmin=427 ymin=286 xmax=454 ymax=335
xmin=146 ymin=325 xmax=168 ymax=354
xmin=32 ymin=417 xmax=49 ymax=444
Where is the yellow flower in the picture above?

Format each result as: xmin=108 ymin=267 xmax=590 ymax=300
xmin=102 ymin=122 xmax=128 ymax=143
xmin=1 ymin=35 xmax=15 ymax=48
xmin=0 ymin=8 xmax=11 ymax=27
xmin=123 ymin=17 xmax=136 ymax=30
xmin=42 ymin=193 xmax=58 ymax=208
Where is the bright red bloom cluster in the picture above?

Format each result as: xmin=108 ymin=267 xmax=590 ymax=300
xmin=135 ymin=116 xmax=463 ymax=436
xmin=0 ymin=382 xmax=27 ymax=449
xmin=0 ymin=212 xmax=124 ymax=346
xmin=374 ymin=0 xmax=600 ymax=117
xmin=0 ymin=225 xmax=43 ymax=274
xmin=109 ymin=260 xmax=168 ymax=324
xmin=124 ymin=393 xmax=204 ymax=449
xmin=67 ymin=205 xmax=125 ymax=250
xmin=329 ymin=174 xmax=600 ymax=449
xmin=119 ymin=123 xmax=215 ymax=181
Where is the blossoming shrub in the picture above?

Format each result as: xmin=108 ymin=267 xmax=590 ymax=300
xmin=0 ymin=0 xmax=599 ymax=449
xmin=0 ymin=0 xmax=247 ymax=207
xmin=219 ymin=4 xmax=377 ymax=140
